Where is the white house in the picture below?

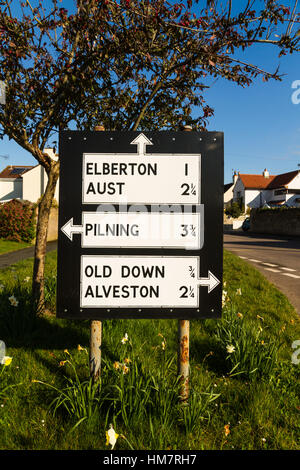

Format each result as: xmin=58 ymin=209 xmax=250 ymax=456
xmin=0 ymin=148 xmax=59 ymax=203
xmin=224 ymin=172 xmax=239 ymax=207
xmin=233 ymin=168 xmax=300 ymax=209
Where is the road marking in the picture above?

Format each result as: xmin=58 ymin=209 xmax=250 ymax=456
xmin=262 ymin=263 xmax=279 ymax=267
xmin=239 ymin=256 xmax=248 ymax=259
xmin=281 ymin=267 xmax=297 ymax=272
xmin=264 ymin=267 xmax=281 ymax=273
xmin=248 ymin=259 xmax=260 ymax=262
xmin=281 ymin=273 xmax=300 ymax=279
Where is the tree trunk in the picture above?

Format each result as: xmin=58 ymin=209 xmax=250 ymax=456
xmin=32 ymin=162 xmax=59 ymax=315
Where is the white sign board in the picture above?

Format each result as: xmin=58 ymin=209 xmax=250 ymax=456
xmin=61 ymin=210 xmax=203 ymax=249
xmin=82 ymin=153 xmax=201 ymax=205
xmin=80 ymin=255 xmax=219 ymax=309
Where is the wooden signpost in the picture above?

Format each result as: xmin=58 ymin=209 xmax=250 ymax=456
xmin=57 ymin=130 xmax=224 ymax=396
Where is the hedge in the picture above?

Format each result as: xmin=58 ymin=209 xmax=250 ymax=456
xmin=0 ymin=199 xmax=36 ymax=243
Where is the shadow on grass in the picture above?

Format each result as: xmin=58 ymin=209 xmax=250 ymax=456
xmin=190 ymin=334 xmax=229 ymax=376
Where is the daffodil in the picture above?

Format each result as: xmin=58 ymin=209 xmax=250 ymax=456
xmin=106 ymin=424 xmax=119 ymax=450
xmin=237 ymin=312 xmax=243 ymax=318
xmin=8 ymin=295 xmax=18 ymax=307
xmin=224 ymin=424 xmax=230 ymax=436
xmin=226 ymin=344 xmax=235 ymax=354
xmin=236 ymin=288 xmax=242 ymax=295
xmin=24 ymin=277 xmax=30 ymax=283
xmin=124 ymin=358 xmax=131 ymax=364
xmin=1 ymin=356 xmax=12 ymax=366
xmin=77 ymin=344 xmax=87 ymax=353
xmin=122 ymin=364 xmax=129 ymax=375
xmin=121 ymin=333 xmax=128 ymax=344
xmin=113 ymin=361 xmax=120 ymax=370
xmin=64 ymin=349 xmax=70 ymax=355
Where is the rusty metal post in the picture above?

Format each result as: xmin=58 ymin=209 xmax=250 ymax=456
xmin=89 ymin=124 xmax=105 ymax=381
xmin=178 ymin=319 xmax=190 ymax=401
xmin=177 ymin=124 xmax=192 ymax=401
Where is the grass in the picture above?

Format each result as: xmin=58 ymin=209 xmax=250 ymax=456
xmin=0 ymin=250 xmax=299 ymax=450
xmin=0 ymin=239 xmax=31 ymax=255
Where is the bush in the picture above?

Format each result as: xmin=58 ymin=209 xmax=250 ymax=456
xmin=225 ymin=201 xmax=244 ymax=218
xmin=0 ymin=199 xmax=36 ymax=243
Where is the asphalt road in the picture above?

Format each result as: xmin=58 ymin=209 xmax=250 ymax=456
xmin=224 ymin=231 xmax=300 ymax=314
xmin=0 ymin=241 xmax=57 ymax=269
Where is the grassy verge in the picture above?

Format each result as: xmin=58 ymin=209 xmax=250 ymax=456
xmin=0 ymin=239 xmax=31 ymax=255
xmin=0 ymin=250 xmax=299 ymax=450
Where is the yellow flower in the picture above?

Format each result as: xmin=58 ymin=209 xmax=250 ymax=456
xmin=59 ymin=360 xmax=67 ymax=367
xmin=237 ymin=312 xmax=243 ymax=318
xmin=122 ymin=364 xmax=129 ymax=375
xmin=256 ymin=315 xmax=264 ymax=321
xmin=106 ymin=424 xmax=119 ymax=450
xmin=77 ymin=344 xmax=87 ymax=353
xmin=236 ymin=288 xmax=242 ymax=295
xmin=224 ymin=424 xmax=230 ymax=436
xmin=113 ymin=361 xmax=120 ymax=370
xmin=226 ymin=344 xmax=235 ymax=354
xmin=64 ymin=349 xmax=70 ymax=355
xmin=124 ymin=358 xmax=131 ymax=364
xmin=1 ymin=356 xmax=12 ymax=366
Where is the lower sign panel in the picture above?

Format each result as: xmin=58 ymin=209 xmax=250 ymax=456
xmin=81 ymin=255 xmax=201 ymax=308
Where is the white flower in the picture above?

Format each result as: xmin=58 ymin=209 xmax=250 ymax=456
xmin=24 ymin=277 xmax=30 ymax=283
xmin=222 ymin=290 xmax=229 ymax=307
xmin=8 ymin=295 xmax=18 ymax=307
xmin=226 ymin=344 xmax=236 ymax=354
xmin=236 ymin=288 xmax=242 ymax=295
xmin=121 ymin=333 xmax=128 ymax=344
xmin=106 ymin=424 xmax=119 ymax=450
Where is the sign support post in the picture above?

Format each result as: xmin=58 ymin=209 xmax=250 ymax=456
xmin=89 ymin=125 xmax=105 ymax=381
xmin=178 ymin=125 xmax=192 ymax=402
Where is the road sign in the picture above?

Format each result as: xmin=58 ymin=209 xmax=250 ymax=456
xmin=81 ymin=255 xmax=220 ymax=308
xmin=57 ymin=131 xmax=223 ymax=320
xmin=61 ymin=209 xmax=203 ymax=249
xmin=83 ymin=152 xmax=200 ymax=205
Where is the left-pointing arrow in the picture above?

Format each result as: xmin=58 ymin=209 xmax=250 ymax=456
xmin=61 ymin=218 xmax=83 ymax=241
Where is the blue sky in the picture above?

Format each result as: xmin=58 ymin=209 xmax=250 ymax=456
xmin=0 ymin=0 xmax=299 ymax=184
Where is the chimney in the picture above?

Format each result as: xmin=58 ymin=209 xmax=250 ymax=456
xmin=233 ymin=171 xmax=239 ymax=184
xmin=263 ymin=168 xmax=269 ymax=178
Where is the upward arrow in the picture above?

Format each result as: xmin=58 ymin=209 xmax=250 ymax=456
xmin=130 ymin=133 xmax=153 ymax=155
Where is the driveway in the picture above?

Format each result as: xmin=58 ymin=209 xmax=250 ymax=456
xmin=0 ymin=241 xmax=57 ymax=269
xmin=224 ymin=231 xmax=300 ymax=314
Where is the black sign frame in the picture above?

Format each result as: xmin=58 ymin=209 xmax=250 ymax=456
xmin=57 ymin=131 xmax=223 ymax=320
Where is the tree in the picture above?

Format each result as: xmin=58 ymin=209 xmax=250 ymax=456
xmin=0 ymin=0 xmax=299 ymax=313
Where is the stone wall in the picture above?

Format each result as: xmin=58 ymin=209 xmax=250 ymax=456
xmin=32 ymin=206 xmax=58 ymax=243
xmin=250 ymin=208 xmax=300 ymax=236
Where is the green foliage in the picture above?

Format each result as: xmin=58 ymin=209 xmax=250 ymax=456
xmin=0 ymin=249 xmax=299 ymax=450
xmin=0 ymin=199 xmax=35 ymax=243
xmin=225 ymin=201 xmax=244 ymax=218
xmin=214 ymin=306 xmax=281 ymax=380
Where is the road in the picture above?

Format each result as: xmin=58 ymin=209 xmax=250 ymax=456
xmin=224 ymin=231 xmax=300 ymax=314
xmin=0 ymin=241 xmax=57 ymax=269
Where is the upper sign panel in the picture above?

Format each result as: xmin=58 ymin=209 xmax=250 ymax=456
xmin=82 ymin=153 xmax=201 ymax=205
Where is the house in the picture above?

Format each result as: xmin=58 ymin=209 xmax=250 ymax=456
xmin=233 ymin=168 xmax=300 ymax=209
xmin=224 ymin=172 xmax=238 ymax=207
xmin=0 ymin=149 xmax=59 ymax=203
